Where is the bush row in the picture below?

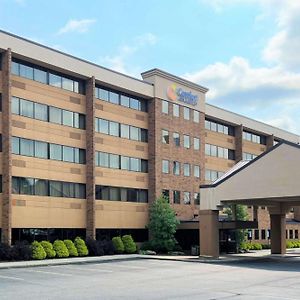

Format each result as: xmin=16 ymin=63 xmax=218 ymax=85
xmin=241 ymin=240 xmax=300 ymax=251
xmin=0 ymin=234 xmax=137 ymax=261
xmin=286 ymin=240 xmax=300 ymax=249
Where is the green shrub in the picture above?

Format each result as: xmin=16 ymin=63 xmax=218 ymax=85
xmin=252 ymin=243 xmax=263 ymax=250
xmin=31 ymin=241 xmax=46 ymax=260
xmin=286 ymin=241 xmax=294 ymax=249
xmin=240 ymin=242 xmax=263 ymax=251
xmin=112 ymin=236 xmax=124 ymax=254
xmin=64 ymin=240 xmax=78 ymax=257
xmin=40 ymin=241 xmax=56 ymax=258
xmin=53 ymin=240 xmax=69 ymax=258
xmin=74 ymin=237 xmax=88 ymax=256
xmin=261 ymin=243 xmax=271 ymax=249
xmin=121 ymin=235 xmax=137 ymax=254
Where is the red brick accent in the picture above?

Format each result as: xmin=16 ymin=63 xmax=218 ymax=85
xmin=1 ymin=49 xmax=12 ymax=245
xmin=235 ymin=124 xmax=243 ymax=162
xmin=85 ymin=77 xmax=96 ymax=240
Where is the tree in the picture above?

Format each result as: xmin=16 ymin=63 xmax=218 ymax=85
xmin=224 ymin=204 xmax=248 ymax=249
xmin=147 ymin=195 xmax=180 ymax=253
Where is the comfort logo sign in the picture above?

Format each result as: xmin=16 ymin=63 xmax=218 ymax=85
xmin=167 ymin=84 xmax=198 ymax=106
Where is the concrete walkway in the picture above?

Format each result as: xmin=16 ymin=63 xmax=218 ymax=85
xmin=1 ymin=249 xmax=300 ymax=269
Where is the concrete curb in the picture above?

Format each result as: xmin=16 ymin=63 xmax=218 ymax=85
xmin=0 ymin=254 xmax=143 ymax=269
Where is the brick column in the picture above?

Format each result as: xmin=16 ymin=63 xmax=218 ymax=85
xmin=85 ymin=77 xmax=96 ymax=240
xmin=1 ymin=49 xmax=12 ymax=245
xmin=199 ymin=210 xmax=219 ymax=257
xmin=270 ymin=213 xmax=286 ymax=254
xmin=235 ymin=124 xmax=243 ymax=162
xmin=266 ymin=134 xmax=274 ymax=150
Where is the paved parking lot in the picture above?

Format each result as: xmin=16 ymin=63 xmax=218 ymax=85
xmin=1 ymin=257 xmax=300 ymax=299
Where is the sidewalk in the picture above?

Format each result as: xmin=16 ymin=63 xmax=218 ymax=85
xmin=1 ymin=249 xmax=300 ymax=269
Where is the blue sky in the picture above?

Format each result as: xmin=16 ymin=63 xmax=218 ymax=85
xmin=1 ymin=0 xmax=300 ymax=134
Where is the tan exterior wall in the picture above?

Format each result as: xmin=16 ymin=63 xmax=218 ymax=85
xmin=95 ymin=200 xmax=148 ymax=228
xmin=243 ymin=140 xmax=266 ymax=156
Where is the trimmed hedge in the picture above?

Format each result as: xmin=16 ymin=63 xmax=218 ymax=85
xmin=240 ymin=242 xmax=263 ymax=250
xmin=74 ymin=237 xmax=88 ymax=256
xmin=64 ymin=240 xmax=78 ymax=257
xmin=31 ymin=241 xmax=47 ymax=260
xmin=122 ymin=235 xmax=136 ymax=254
xmin=287 ymin=240 xmax=300 ymax=248
xmin=112 ymin=236 xmax=124 ymax=254
xmin=40 ymin=241 xmax=56 ymax=258
xmin=53 ymin=240 xmax=69 ymax=258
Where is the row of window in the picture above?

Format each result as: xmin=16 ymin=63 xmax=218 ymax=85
xmin=162 ymin=130 xmax=200 ymax=150
xmin=12 ymin=59 xmax=84 ymax=94
xmin=205 ymin=144 xmax=235 ymax=160
xmin=243 ymin=131 xmax=266 ymax=145
xmin=205 ymin=169 xmax=225 ymax=182
xmin=162 ymin=160 xmax=200 ymax=178
xmin=12 ymin=137 xmax=86 ymax=164
xmin=162 ymin=189 xmax=200 ymax=205
xmin=96 ymin=151 xmax=148 ymax=173
xmin=95 ymin=118 xmax=148 ymax=142
xmin=248 ymin=229 xmax=299 ymax=241
xmin=95 ymin=86 xmax=147 ymax=112
xmin=205 ymin=119 xmax=234 ymax=136
xmin=95 ymin=185 xmax=148 ymax=203
xmin=12 ymin=176 xmax=86 ymax=199
xmin=243 ymin=152 xmax=257 ymax=161
xmin=161 ymin=100 xmax=200 ymax=123
xmin=12 ymin=96 xmax=86 ymax=129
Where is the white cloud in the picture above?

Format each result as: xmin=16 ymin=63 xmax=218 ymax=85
xmin=187 ymin=0 xmax=300 ymax=134
xmin=57 ymin=19 xmax=96 ymax=35
xmin=99 ymin=33 xmax=158 ymax=77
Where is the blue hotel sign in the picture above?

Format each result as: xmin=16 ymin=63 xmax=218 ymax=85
xmin=167 ymin=84 xmax=198 ymax=106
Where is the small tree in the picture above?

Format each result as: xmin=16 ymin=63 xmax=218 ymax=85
xmin=225 ymin=204 xmax=248 ymax=249
xmin=147 ymin=195 xmax=179 ymax=253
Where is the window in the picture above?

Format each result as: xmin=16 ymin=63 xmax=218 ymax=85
xmin=34 ymin=141 xmax=48 ymax=159
xmin=173 ymin=191 xmax=180 ymax=204
xmin=49 ymin=107 xmax=62 ymax=124
xmin=20 ymin=64 xmax=34 ymax=80
xmin=183 ymin=163 xmax=190 ymax=176
xmin=194 ymin=138 xmax=200 ymax=150
xmin=109 ymin=91 xmax=119 ymax=104
xmin=162 ymin=189 xmax=170 ymax=201
xmin=130 ymin=98 xmax=140 ymax=110
xmin=193 ymin=110 xmax=200 ymax=123
xmin=49 ymin=73 xmax=62 ymax=88
xmin=194 ymin=165 xmax=200 ymax=178
xmin=99 ymin=152 xmax=109 ymax=167
xmin=205 ymin=169 xmax=224 ymax=182
xmin=12 ymin=137 xmax=20 ymax=154
xmin=12 ymin=97 xmax=19 ymax=114
xmin=261 ymin=229 xmax=266 ymax=240
xmin=248 ymin=230 xmax=252 ymax=240
xmin=205 ymin=143 xmax=234 ymax=159
xmin=243 ymin=131 xmax=266 ymax=145
xmin=162 ymin=129 xmax=169 ymax=144
xmin=194 ymin=193 xmax=200 ymax=205
xmin=120 ymin=95 xmax=130 ymax=107
xmin=109 ymin=121 xmax=119 ymax=137
xmin=120 ymin=124 xmax=130 ymax=139
xmin=20 ymin=99 xmax=34 ymax=118
xmin=205 ymin=119 xmax=234 ymax=136
xmin=98 ymin=88 xmax=109 ymax=101
xmin=254 ymin=229 xmax=259 ymax=240
xmin=99 ymin=119 xmax=109 ymax=134
xmin=34 ymin=179 xmax=48 ymax=196
xmin=173 ymin=161 xmax=180 ymax=175
xmin=130 ymin=126 xmax=139 ymax=141
xmin=121 ymin=156 xmax=130 ymax=170
xmin=162 ymin=100 xmax=168 ymax=114
xmin=50 ymin=144 xmax=62 ymax=161
xmin=34 ymin=103 xmax=48 ymax=121
xmin=173 ymin=104 xmax=179 ymax=117
xmin=62 ymin=77 xmax=74 ymax=92
xmin=183 ymin=135 xmax=190 ymax=149
xmin=289 ymin=229 xmax=294 ymax=239
xmin=173 ymin=132 xmax=180 ymax=147
xmin=183 ymin=192 xmax=191 ymax=205
xmin=63 ymin=146 xmax=74 ymax=163
xmin=34 ymin=68 xmax=47 ymax=84
xmin=62 ymin=110 xmax=73 ymax=127
xmin=183 ymin=107 xmax=190 ymax=120
xmin=20 ymin=177 xmax=34 ymax=195
xmin=162 ymin=160 xmax=169 ymax=174
xmin=243 ymin=152 xmax=257 ymax=161
xmin=130 ymin=157 xmax=140 ymax=172
xmin=20 ymin=138 xmax=34 ymax=156
xmin=295 ymin=230 xmax=299 ymax=239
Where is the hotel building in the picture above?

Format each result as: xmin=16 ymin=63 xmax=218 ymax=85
xmin=0 ymin=30 xmax=299 ymax=248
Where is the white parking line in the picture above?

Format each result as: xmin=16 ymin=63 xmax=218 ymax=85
xmin=0 ymin=274 xmax=25 ymax=281
xmin=113 ymin=264 xmax=146 ymax=270
xmin=54 ymin=265 xmax=113 ymax=273
xmin=25 ymin=269 xmax=73 ymax=277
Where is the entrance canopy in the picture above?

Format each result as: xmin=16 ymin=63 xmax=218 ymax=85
xmin=200 ymin=141 xmax=300 ymax=210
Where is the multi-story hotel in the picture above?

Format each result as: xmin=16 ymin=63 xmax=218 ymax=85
xmin=0 ymin=30 xmax=300 ymax=249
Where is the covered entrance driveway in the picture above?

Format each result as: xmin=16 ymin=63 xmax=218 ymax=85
xmin=199 ymin=142 xmax=300 ymax=257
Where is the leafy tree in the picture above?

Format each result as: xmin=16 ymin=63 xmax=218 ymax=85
xmin=225 ymin=204 xmax=248 ymax=249
xmin=147 ymin=195 xmax=180 ymax=253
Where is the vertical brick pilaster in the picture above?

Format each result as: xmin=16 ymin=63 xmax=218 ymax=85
xmin=1 ymin=49 xmax=12 ymax=245
xmin=266 ymin=134 xmax=274 ymax=150
xmin=235 ymin=124 xmax=243 ymax=163
xmin=85 ymin=77 xmax=96 ymax=240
